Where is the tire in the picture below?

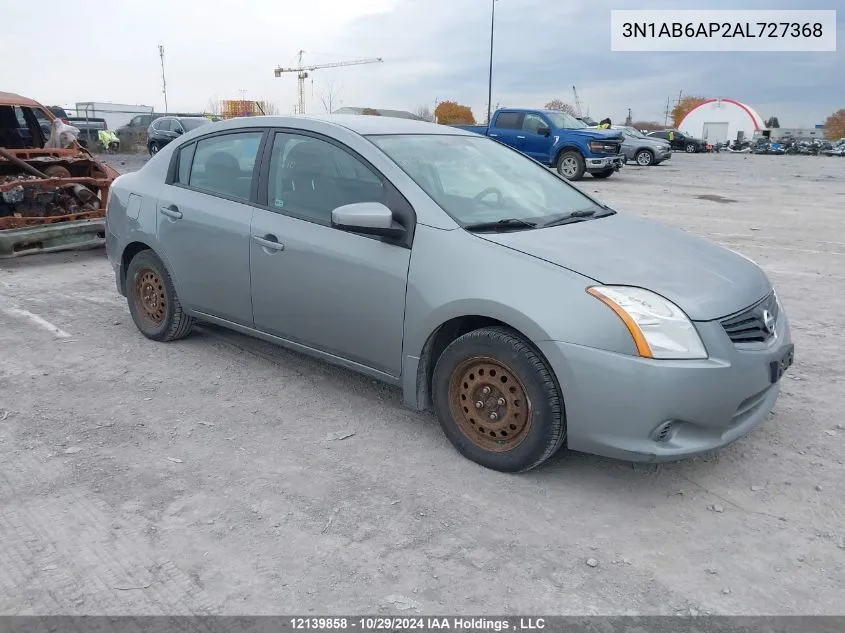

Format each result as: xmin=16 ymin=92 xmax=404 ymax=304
xmin=634 ymin=149 xmax=654 ymax=166
xmin=591 ymin=169 xmax=614 ymax=179
xmin=685 ymin=143 xmax=697 ymax=153
xmin=432 ymin=326 xmax=566 ymax=473
xmin=556 ymin=150 xmax=586 ymax=181
xmin=149 ymin=141 xmax=160 ymax=156
xmin=126 ymin=250 xmax=195 ymax=342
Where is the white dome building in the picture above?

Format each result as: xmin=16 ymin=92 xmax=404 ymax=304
xmin=678 ymin=99 xmax=765 ymax=144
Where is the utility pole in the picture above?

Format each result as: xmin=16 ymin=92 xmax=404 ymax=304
xmin=677 ymin=90 xmax=683 ymax=105
xmin=663 ymin=96 xmax=671 ymax=125
xmin=158 ymin=44 xmax=168 ymax=112
xmin=486 ymin=0 xmax=497 ymax=125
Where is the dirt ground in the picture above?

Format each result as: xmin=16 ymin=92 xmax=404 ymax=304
xmin=1 ymin=152 xmax=843 ymax=616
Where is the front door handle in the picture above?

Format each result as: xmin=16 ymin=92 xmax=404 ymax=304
xmin=159 ymin=205 xmax=182 ymax=219
xmin=516 ymin=135 xmax=526 ymax=139
xmin=253 ymin=234 xmax=285 ymax=252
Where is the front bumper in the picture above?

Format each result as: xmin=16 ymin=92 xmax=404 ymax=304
xmin=585 ymin=155 xmax=625 ymax=172
xmin=537 ymin=309 xmax=793 ymax=462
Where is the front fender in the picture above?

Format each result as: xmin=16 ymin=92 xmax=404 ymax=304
xmin=404 ymin=226 xmax=640 ymax=362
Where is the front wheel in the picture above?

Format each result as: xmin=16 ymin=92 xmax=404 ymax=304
xmin=148 ymin=141 xmax=160 ymax=156
xmin=556 ymin=150 xmax=586 ymax=181
xmin=634 ymin=149 xmax=654 ymax=166
xmin=126 ymin=250 xmax=195 ymax=342
xmin=685 ymin=143 xmax=697 ymax=153
xmin=432 ymin=327 xmax=566 ymax=472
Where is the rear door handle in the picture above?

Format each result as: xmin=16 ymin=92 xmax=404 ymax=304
xmin=516 ymin=135 xmax=526 ymax=139
xmin=253 ymin=234 xmax=285 ymax=252
xmin=159 ymin=205 xmax=182 ymax=219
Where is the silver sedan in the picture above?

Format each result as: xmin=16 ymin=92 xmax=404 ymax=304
xmin=105 ymin=115 xmax=793 ymax=472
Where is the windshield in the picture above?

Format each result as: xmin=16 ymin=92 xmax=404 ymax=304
xmin=624 ymin=127 xmax=648 ymax=139
xmin=545 ymin=111 xmax=587 ymax=129
xmin=370 ymin=134 xmax=603 ymax=227
xmin=183 ymin=118 xmax=212 ymax=131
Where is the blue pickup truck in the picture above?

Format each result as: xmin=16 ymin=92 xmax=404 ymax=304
xmin=455 ymin=108 xmax=625 ymax=181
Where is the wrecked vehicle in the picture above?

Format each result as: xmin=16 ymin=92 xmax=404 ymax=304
xmin=0 ymin=91 xmax=119 ymax=258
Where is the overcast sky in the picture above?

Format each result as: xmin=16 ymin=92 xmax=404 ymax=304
xmin=4 ymin=0 xmax=842 ymax=126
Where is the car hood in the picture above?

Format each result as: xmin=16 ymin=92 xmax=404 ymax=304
xmin=477 ymin=213 xmax=770 ymax=321
xmin=574 ymin=129 xmax=624 ymax=142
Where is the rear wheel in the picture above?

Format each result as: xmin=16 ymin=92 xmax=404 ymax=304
xmin=556 ymin=151 xmax=586 ymax=181
xmin=634 ymin=149 xmax=654 ymax=166
xmin=432 ymin=327 xmax=566 ymax=472
xmin=126 ymin=250 xmax=194 ymax=342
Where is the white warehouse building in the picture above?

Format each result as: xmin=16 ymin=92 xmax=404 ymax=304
xmin=678 ymin=98 xmax=765 ymax=143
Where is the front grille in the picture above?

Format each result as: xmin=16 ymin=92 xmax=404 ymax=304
xmin=720 ymin=292 xmax=779 ymax=344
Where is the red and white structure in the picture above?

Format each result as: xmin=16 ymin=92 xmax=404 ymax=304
xmin=678 ymin=99 xmax=765 ymax=144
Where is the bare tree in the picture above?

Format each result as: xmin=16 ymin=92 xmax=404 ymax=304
xmin=255 ymin=100 xmax=279 ymax=115
xmin=544 ymin=99 xmax=577 ymax=115
xmin=414 ymin=104 xmax=435 ymax=122
xmin=206 ymin=98 xmax=220 ymax=115
xmin=319 ymin=81 xmax=343 ymax=114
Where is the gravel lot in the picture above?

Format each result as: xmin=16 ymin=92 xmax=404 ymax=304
xmin=1 ymin=152 xmax=843 ymax=616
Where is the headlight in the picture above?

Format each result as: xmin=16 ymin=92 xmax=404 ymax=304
xmin=587 ymin=286 xmax=707 ymax=359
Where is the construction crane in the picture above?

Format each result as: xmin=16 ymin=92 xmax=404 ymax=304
xmin=572 ymin=85 xmax=584 ymax=117
xmin=274 ymin=50 xmax=383 ymax=114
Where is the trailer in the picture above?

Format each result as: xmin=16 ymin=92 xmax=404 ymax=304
xmin=74 ymin=102 xmax=154 ymax=132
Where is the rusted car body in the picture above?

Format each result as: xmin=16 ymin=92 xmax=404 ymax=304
xmin=0 ymin=91 xmax=119 ymax=258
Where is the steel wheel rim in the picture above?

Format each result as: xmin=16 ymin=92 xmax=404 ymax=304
xmin=448 ymin=356 xmax=532 ymax=453
xmin=637 ymin=152 xmax=652 ymax=166
xmin=560 ymin=157 xmax=578 ymax=177
xmin=134 ymin=268 xmax=166 ymax=326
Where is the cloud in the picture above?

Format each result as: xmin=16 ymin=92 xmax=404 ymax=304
xmin=3 ymin=0 xmax=841 ymax=126
xmin=330 ymin=0 xmax=844 ymax=126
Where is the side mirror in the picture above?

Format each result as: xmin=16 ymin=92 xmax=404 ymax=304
xmin=174 ymin=127 xmax=184 ymax=135
xmin=331 ymin=202 xmax=406 ymax=239
xmin=536 ymin=126 xmax=551 ymax=136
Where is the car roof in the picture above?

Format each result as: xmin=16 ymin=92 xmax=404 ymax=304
xmin=193 ymin=114 xmax=472 ymax=137
xmin=0 ymin=91 xmax=45 ymax=108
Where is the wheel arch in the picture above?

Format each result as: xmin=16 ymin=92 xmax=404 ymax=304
xmin=554 ymin=145 xmax=583 ymax=165
xmin=410 ymin=313 xmax=558 ymax=412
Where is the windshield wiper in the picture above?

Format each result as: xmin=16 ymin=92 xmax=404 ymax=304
xmin=543 ymin=208 xmax=614 ymax=228
xmin=463 ymin=218 xmax=538 ymax=232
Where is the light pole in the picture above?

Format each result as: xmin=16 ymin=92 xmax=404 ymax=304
xmin=486 ymin=0 xmax=497 ymax=125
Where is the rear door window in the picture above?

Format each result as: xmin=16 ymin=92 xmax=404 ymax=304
xmin=188 ymin=131 xmax=264 ymax=201
xmin=494 ymin=112 xmax=522 ymax=130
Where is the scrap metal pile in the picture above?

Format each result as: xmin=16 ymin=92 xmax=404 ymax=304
xmin=0 ymin=149 xmax=118 ymax=231
xmin=0 ymin=174 xmax=100 ymax=221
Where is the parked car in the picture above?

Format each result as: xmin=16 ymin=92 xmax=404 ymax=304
xmin=607 ymin=125 xmax=672 ymax=166
xmin=648 ymin=129 xmax=707 ymax=153
xmin=65 ymin=117 xmax=109 ymax=150
xmin=454 ymin=108 xmax=625 ymax=180
xmin=119 ymin=112 xmax=219 ymax=149
xmin=116 ymin=113 xmax=159 ymax=148
xmin=106 ymin=114 xmax=794 ymax=472
xmin=147 ymin=116 xmax=214 ymax=155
